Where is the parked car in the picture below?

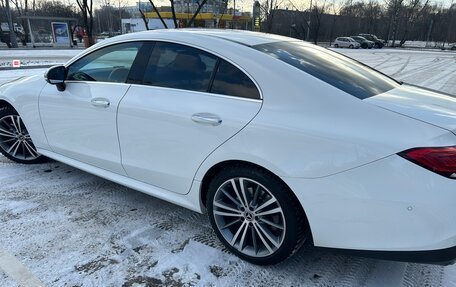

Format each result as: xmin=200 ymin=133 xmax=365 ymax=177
xmin=351 ymin=36 xmax=374 ymax=49
xmin=1 ymin=30 xmax=455 ymax=265
xmin=359 ymin=34 xmax=385 ymax=48
xmin=334 ymin=37 xmax=361 ymax=48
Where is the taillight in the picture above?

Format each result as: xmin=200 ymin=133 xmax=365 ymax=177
xmin=398 ymin=146 xmax=456 ymax=179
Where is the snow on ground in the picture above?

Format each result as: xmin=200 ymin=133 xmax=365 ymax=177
xmin=0 ymin=48 xmax=455 ymax=287
xmin=0 ymin=49 xmax=80 ymax=68
xmin=337 ymin=48 xmax=456 ymax=96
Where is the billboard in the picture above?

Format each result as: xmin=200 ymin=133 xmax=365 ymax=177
xmin=51 ymin=22 xmax=70 ymax=45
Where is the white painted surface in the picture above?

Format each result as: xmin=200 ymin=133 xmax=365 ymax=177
xmin=39 ymin=82 xmax=131 ymax=175
xmin=118 ymin=85 xmax=261 ymax=194
xmin=0 ymin=247 xmax=44 ymax=287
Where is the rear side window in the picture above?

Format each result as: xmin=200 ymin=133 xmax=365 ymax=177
xmin=210 ymin=60 xmax=260 ymax=100
xmin=253 ymin=41 xmax=398 ymax=99
xmin=143 ymin=42 xmax=217 ymax=92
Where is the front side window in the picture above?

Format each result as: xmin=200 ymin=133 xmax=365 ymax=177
xmin=143 ymin=42 xmax=217 ymax=92
xmin=210 ymin=60 xmax=260 ymax=100
xmin=67 ymin=42 xmax=142 ymax=83
xmin=253 ymin=41 xmax=399 ymax=99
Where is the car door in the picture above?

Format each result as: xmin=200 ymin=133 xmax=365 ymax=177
xmin=118 ymin=41 xmax=262 ymax=194
xmin=341 ymin=38 xmax=348 ymax=47
xmin=338 ymin=38 xmax=345 ymax=47
xmin=39 ymin=41 xmax=144 ymax=175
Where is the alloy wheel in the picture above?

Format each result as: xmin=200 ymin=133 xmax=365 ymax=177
xmin=0 ymin=115 xmax=40 ymax=161
xmin=212 ymin=177 xmax=286 ymax=257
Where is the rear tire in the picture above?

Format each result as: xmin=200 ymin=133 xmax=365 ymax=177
xmin=206 ymin=165 xmax=309 ymax=265
xmin=0 ymin=107 xmax=47 ymax=164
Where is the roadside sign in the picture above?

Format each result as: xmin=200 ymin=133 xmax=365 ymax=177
xmin=12 ymin=59 xmax=21 ymax=68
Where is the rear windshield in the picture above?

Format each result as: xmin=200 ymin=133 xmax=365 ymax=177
xmin=253 ymin=41 xmax=399 ymax=99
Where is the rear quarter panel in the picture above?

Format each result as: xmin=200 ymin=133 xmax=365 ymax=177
xmin=194 ymin=56 xmax=455 ymax=180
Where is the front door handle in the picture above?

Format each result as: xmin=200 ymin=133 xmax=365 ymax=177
xmin=191 ymin=113 xmax=222 ymax=126
xmin=91 ymin=98 xmax=110 ymax=108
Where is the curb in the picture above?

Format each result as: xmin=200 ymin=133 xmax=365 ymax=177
xmin=0 ymin=65 xmax=53 ymax=71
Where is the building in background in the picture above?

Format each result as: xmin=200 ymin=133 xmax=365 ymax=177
xmin=121 ymin=1 xmax=252 ymax=32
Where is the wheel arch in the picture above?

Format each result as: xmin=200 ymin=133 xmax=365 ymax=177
xmin=0 ymin=99 xmax=15 ymax=111
xmin=199 ymin=159 xmax=314 ymax=243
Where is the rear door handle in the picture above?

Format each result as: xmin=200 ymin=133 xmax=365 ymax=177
xmin=191 ymin=113 xmax=222 ymax=126
xmin=91 ymin=98 xmax=110 ymax=108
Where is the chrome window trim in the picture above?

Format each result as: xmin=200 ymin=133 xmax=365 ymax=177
xmin=64 ymin=80 xmax=131 ymax=87
xmin=64 ymin=38 xmax=263 ymax=100
xmin=129 ymin=83 xmax=263 ymax=103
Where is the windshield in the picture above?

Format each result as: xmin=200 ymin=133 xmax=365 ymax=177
xmin=253 ymin=41 xmax=399 ymax=99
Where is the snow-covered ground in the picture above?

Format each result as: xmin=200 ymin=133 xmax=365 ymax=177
xmin=0 ymin=48 xmax=455 ymax=287
xmin=0 ymin=49 xmax=79 ymax=68
xmin=339 ymin=48 xmax=456 ymax=96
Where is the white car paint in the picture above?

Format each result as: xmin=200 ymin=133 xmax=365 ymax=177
xmin=118 ymin=85 xmax=262 ymax=194
xmin=366 ymin=84 xmax=456 ymax=133
xmin=0 ymin=29 xmax=455 ymax=258
xmin=39 ymin=81 xmax=130 ymax=175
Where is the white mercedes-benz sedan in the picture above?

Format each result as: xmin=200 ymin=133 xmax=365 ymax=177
xmin=0 ymin=29 xmax=455 ymax=265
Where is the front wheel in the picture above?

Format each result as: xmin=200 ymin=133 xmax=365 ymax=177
xmin=207 ymin=165 xmax=309 ymax=265
xmin=334 ymin=44 xmax=339 ymax=48
xmin=0 ymin=107 xmax=47 ymax=164
xmin=349 ymin=44 xmax=354 ymax=49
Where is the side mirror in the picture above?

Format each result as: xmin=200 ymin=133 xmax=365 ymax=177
xmin=45 ymin=65 xmax=66 ymax=91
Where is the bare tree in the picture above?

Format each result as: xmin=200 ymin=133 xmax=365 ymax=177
xmin=76 ymin=0 xmax=94 ymax=46
xmin=170 ymin=0 xmax=178 ymax=28
xmin=310 ymin=0 xmax=327 ymax=44
xmin=365 ymin=0 xmax=383 ymax=34
xmin=188 ymin=0 xmax=209 ymax=27
xmin=139 ymin=0 xmax=210 ymax=29
xmin=328 ymin=0 xmax=345 ymax=45
xmin=385 ymin=0 xmax=405 ymax=46
xmin=398 ymin=0 xmax=429 ymax=45
xmin=261 ymin=0 xmax=281 ymax=32
xmin=144 ymin=0 xmax=168 ymax=28
xmin=139 ymin=8 xmax=150 ymax=30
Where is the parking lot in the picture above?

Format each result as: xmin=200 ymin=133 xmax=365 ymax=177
xmin=0 ymin=48 xmax=456 ymax=286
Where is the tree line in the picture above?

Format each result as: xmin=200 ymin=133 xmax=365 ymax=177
xmin=262 ymin=0 xmax=456 ymax=46
xmin=1 ymin=0 xmax=454 ymax=48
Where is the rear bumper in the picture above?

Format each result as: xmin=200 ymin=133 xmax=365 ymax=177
xmin=283 ymin=154 xmax=456 ymax=260
xmin=318 ymin=245 xmax=456 ymax=266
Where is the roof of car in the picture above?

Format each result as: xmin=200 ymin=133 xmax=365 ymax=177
xmin=106 ymin=29 xmax=294 ymax=47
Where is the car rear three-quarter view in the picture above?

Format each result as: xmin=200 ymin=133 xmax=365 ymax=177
xmin=0 ymin=29 xmax=455 ymax=266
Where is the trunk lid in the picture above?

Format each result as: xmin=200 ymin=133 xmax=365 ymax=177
xmin=365 ymin=84 xmax=456 ymax=134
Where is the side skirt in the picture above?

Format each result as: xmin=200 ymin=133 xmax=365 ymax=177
xmin=37 ymin=148 xmax=204 ymax=213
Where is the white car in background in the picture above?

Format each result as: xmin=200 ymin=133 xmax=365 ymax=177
xmin=334 ymin=37 xmax=361 ymax=48
xmin=0 ymin=30 xmax=455 ymax=265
